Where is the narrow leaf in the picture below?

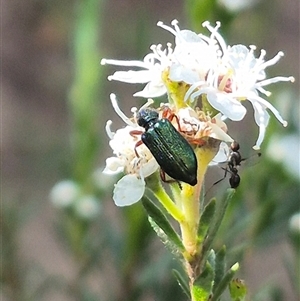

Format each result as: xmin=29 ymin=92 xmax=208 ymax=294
xmin=207 ymin=249 xmax=216 ymax=271
xmin=172 ymin=269 xmax=191 ymax=299
xmin=203 ymin=189 xmax=235 ymax=255
xmin=212 ymin=262 xmax=240 ymax=301
xmin=141 ymin=197 xmax=185 ymax=252
xmin=191 ymin=261 xmax=214 ymax=301
xmin=198 ymin=198 xmax=216 ymax=243
xmin=213 ymin=246 xmax=226 ymax=293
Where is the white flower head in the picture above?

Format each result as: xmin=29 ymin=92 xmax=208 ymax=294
xmin=103 ymin=94 xmax=159 ymax=206
xmin=176 ymin=107 xmax=233 ymax=144
xmin=74 ymin=195 xmax=101 ymax=220
xmin=158 ymin=20 xmax=221 ymax=85
xmin=289 ymin=212 xmax=300 ymax=234
xmin=186 ymin=22 xmax=294 ymax=149
xmin=50 ymin=180 xmax=80 ymax=208
xmin=167 ymin=106 xmax=233 ymax=166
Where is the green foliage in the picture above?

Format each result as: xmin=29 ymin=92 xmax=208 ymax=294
xmin=192 ymin=261 xmax=214 ymax=301
xmin=173 ymin=269 xmax=191 ymax=299
xmin=198 ymin=198 xmax=216 ymax=244
xmin=142 ymin=197 xmax=185 ymax=253
xmin=202 ymin=189 xmax=235 ymax=255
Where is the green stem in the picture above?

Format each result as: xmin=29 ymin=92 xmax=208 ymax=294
xmin=180 ymin=139 xmax=220 ymax=260
xmin=147 ymin=174 xmax=185 ymax=222
xmin=69 ymin=0 xmax=103 ymax=183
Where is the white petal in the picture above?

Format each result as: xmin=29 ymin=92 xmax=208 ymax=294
xmin=175 ymin=29 xmax=204 ymax=44
xmin=169 ymin=64 xmax=200 ymax=84
xmin=210 ymin=142 xmax=230 ymax=165
xmin=209 ymin=122 xmax=233 ymax=142
xmin=206 ymin=91 xmax=247 ymax=121
xmin=103 ymin=157 xmax=124 ymax=174
xmin=249 ymin=99 xmax=270 ymax=149
xmin=134 ymin=82 xmax=167 ymax=98
xmin=248 ymin=92 xmax=287 ymax=127
xmin=140 ymin=158 xmax=159 ymax=178
xmin=113 ymin=175 xmax=145 ymax=206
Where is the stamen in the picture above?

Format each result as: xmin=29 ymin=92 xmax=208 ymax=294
xmin=259 ymin=51 xmax=284 ymax=70
xmin=256 ymin=86 xmax=272 ymax=97
xmin=258 ymin=76 xmax=295 ymax=87
xmin=171 ymin=19 xmax=180 ymax=32
xmin=140 ymin=98 xmax=154 ymax=110
xmin=202 ymin=21 xmax=227 ymax=55
xmin=101 ymin=58 xmax=147 ymax=68
xmin=110 ymin=94 xmax=136 ymax=126
xmin=157 ymin=21 xmax=177 ymax=36
xmin=105 ymin=120 xmax=115 ymax=139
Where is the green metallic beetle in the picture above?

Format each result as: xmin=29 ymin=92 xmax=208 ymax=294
xmin=134 ymin=107 xmax=198 ymax=186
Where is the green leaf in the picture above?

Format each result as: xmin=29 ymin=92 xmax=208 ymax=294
xmin=191 ymin=261 xmax=214 ymax=301
xmin=207 ymin=249 xmax=216 ymax=271
xmin=172 ymin=269 xmax=191 ymax=299
xmin=203 ymin=189 xmax=235 ymax=255
xmin=141 ymin=197 xmax=185 ymax=252
xmin=213 ymin=246 xmax=226 ymax=293
xmin=198 ymin=198 xmax=216 ymax=244
xmin=228 ymin=278 xmax=247 ymax=301
xmin=212 ymin=263 xmax=240 ymax=301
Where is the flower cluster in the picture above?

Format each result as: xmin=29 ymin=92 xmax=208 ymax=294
xmin=50 ymin=180 xmax=101 ymax=220
xmin=103 ymin=94 xmax=233 ymax=206
xmin=101 ymin=20 xmax=294 ymax=150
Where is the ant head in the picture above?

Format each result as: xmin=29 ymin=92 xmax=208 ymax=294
xmin=231 ymin=141 xmax=240 ymax=152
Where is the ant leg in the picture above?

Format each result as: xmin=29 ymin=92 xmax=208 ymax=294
xmin=213 ymin=167 xmax=229 ymax=186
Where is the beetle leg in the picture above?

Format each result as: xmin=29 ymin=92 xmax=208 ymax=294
xmin=134 ymin=140 xmax=143 ymax=157
xmin=129 ymin=129 xmax=144 ymax=157
xmin=185 ymin=137 xmax=206 ymax=147
xmin=161 ymin=107 xmax=182 ymax=132
xmin=160 ymin=169 xmax=182 ymax=189
xmin=130 ymin=129 xmax=143 ymax=137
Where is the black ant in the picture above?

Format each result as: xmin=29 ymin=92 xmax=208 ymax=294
xmin=225 ymin=141 xmax=243 ymax=188
xmin=215 ymin=141 xmax=256 ymax=189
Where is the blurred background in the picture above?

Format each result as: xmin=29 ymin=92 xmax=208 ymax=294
xmin=2 ymin=0 xmax=299 ymax=300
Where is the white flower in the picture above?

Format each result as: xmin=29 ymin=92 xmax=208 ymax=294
xmin=176 ymin=107 xmax=233 ymax=142
xmin=218 ymin=0 xmax=257 ymax=12
xmin=50 ymin=180 xmax=80 ymax=208
xmin=101 ymin=44 xmax=173 ymax=98
xmin=157 ymin=20 xmax=219 ymax=85
xmin=267 ymin=133 xmax=300 ymax=179
xmin=186 ymin=21 xmax=294 ymax=149
xmin=74 ymin=195 xmax=101 ymax=220
xmin=102 ymin=20 xmax=293 ymax=150
xmin=175 ymin=107 xmax=233 ymax=165
xmin=289 ymin=213 xmax=300 ymax=234
xmin=103 ymin=94 xmax=159 ymax=206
